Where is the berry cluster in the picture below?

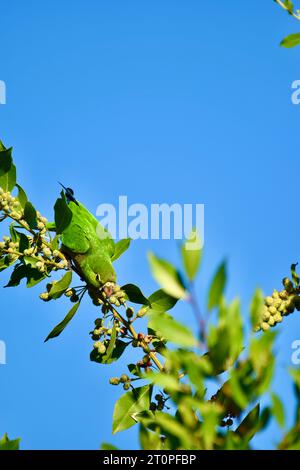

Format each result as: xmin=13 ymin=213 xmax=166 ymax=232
xmin=109 ymin=374 xmax=131 ymax=390
xmin=0 ymin=236 xmax=19 ymax=263
xmin=150 ymin=393 xmax=168 ymax=412
xmin=255 ymin=277 xmax=300 ymax=332
xmin=0 ymin=189 xmax=21 ymax=219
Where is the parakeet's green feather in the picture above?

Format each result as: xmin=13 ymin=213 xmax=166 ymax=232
xmin=55 ymin=198 xmax=116 ymax=287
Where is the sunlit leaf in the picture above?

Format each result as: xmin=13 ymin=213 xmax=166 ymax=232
xmin=148 ymin=289 xmax=178 ymax=312
xmin=271 ymin=393 xmax=285 ymax=429
xmin=111 ymin=238 xmax=131 ymax=262
xmin=148 ymin=253 xmax=186 ymax=299
xmin=49 ymin=271 xmax=72 ymax=299
xmin=121 ymin=283 xmax=150 ymax=306
xmin=280 ymin=33 xmax=300 ymax=48
xmin=181 ymin=230 xmax=202 ymax=281
xmin=148 ymin=311 xmax=197 ymax=347
xmin=207 ymin=261 xmax=226 ymax=311
xmin=112 ymin=385 xmax=152 ymax=434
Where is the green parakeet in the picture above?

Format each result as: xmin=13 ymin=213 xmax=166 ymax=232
xmin=53 ymin=186 xmax=116 ymax=288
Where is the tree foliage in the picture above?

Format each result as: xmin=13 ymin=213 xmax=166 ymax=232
xmin=1 ymin=142 xmax=300 ymax=450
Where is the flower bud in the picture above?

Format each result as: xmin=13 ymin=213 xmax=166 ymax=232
xmin=109 ymin=377 xmax=120 ymax=385
xmin=39 ymin=292 xmax=49 ymax=301
xmin=65 ymin=289 xmax=74 ymax=298
xmin=268 ymin=316 xmax=275 ymax=327
xmin=137 ymin=307 xmax=149 ymax=318
xmin=261 ymin=322 xmax=270 ymax=331
xmin=265 ymin=297 xmax=273 ymax=307
xmin=268 ymin=306 xmax=277 ymax=316
xmin=120 ymin=374 xmax=129 ymax=383
xmin=97 ymin=342 xmax=106 ymax=354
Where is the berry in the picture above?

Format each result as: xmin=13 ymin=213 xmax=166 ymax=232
xmin=126 ymin=307 xmax=134 ymax=319
xmin=149 ymin=402 xmax=157 ymax=411
xmin=109 ymin=377 xmax=120 ymax=385
xmin=120 ymin=374 xmax=129 ymax=383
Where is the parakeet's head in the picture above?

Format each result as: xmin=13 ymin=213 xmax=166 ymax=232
xmin=58 ymin=182 xmax=79 ymax=205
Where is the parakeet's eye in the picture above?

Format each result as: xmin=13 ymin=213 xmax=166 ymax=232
xmin=67 ymin=188 xmax=74 ymax=196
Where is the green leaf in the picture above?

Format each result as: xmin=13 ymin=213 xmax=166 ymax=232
xmin=128 ymin=363 xmax=142 ymax=377
xmin=280 ymin=33 xmax=300 ymax=48
xmin=284 ymin=0 xmax=294 ymax=14
xmin=5 ymin=264 xmax=29 ymax=287
xmin=198 ymin=402 xmax=222 ymax=450
xmin=229 ymin=369 xmax=249 ymax=409
xmin=111 ymin=238 xmax=131 ymax=262
xmin=250 ymin=288 xmax=264 ymax=328
xmin=54 ymin=193 xmax=73 ymax=234
xmin=148 ymin=289 xmax=178 ymax=312
xmin=16 ymin=184 xmax=28 ymax=209
xmin=235 ymin=404 xmax=260 ymax=441
xmin=291 ymin=263 xmax=299 ymax=287
xmin=101 ymin=443 xmax=119 ymax=450
xmin=148 ymin=252 xmax=186 ymax=299
xmin=154 ymin=412 xmax=191 ymax=448
xmin=271 ymin=393 xmax=285 ymax=428
xmin=50 ymin=235 xmax=60 ymax=251
xmin=0 ymin=433 xmax=20 ymax=451
xmin=45 ymin=302 xmax=80 ymax=341
xmin=17 ymin=232 xmax=30 ymax=253
xmin=49 ymin=271 xmax=72 ymax=299
xmin=207 ymin=261 xmax=227 ymax=311
xmin=121 ymin=283 xmax=150 ymax=306
xmin=103 ymin=324 xmax=117 ymax=362
xmin=148 ymin=311 xmax=197 ymax=347
xmin=181 ymin=230 xmax=202 ymax=281
xmin=145 ymin=372 xmax=182 ymax=392
xmin=90 ymin=340 xmax=128 ymax=365
xmin=0 ymin=146 xmax=16 ymax=192
xmin=112 ymin=385 xmax=152 ymax=434
xmin=9 ymin=223 xmax=18 ymax=242
xmin=23 ymin=201 xmax=38 ymax=229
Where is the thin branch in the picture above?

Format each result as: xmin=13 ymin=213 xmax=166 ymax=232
xmin=275 ymin=0 xmax=300 ymax=20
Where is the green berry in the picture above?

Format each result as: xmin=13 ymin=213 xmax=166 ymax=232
xmin=120 ymin=374 xmax=129 ymax=383
xmin=265 ymin=296 xmax=273 ymax=307
xmin=268 ymin=306 xmax=277 ymax=316
xmin=109 ymin=377 xmax=120 ymax=385
xmin=261 ymin=322 xmax=270 ymax=331
xmin=97 ymin=343 xmax=106 ymax=355
xmin=268 ymin=316 xmax=275 ymax=326
xmin=274 ymin=313 xmax=283 ymax=323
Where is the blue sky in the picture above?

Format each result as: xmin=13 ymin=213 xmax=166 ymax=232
xmin=0 ymin=0 xmax=300 ymax=450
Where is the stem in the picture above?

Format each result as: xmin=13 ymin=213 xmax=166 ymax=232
xmin=5 ymin=211 xmax=66 ymax=260
xmin=106 ymin=302 xmax=165 ymax=372
xmin=188 ymin=283 xmax=206 ymax=348
xmin=1 ymin=248 xmax=66 ymax=270
xmin=275 ymin=0 xmax=300 ymax=20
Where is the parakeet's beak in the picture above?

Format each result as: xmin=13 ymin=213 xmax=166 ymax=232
xmin=58 ymin=182 xmax=79 ymax=206
xmin=58 ymin=182 xmax=68 ymax=191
